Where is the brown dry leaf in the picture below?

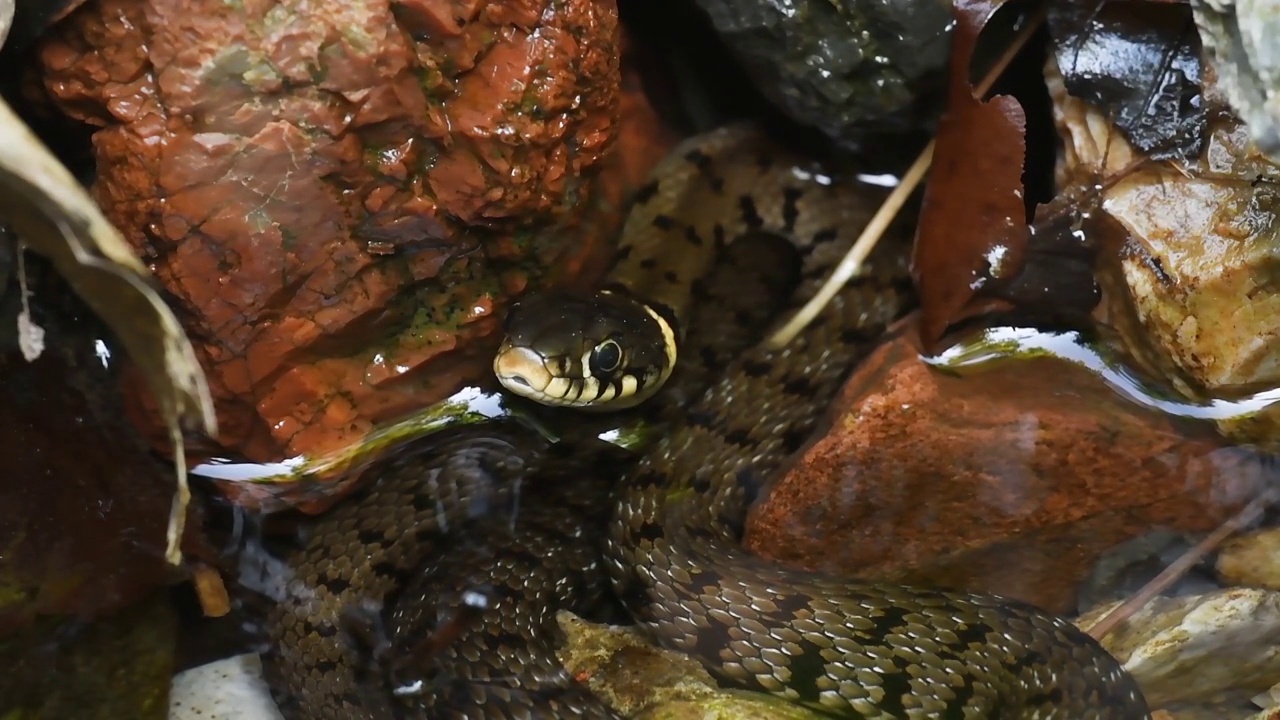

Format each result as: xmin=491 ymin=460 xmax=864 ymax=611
xmin=912 ymin=0 xmax=1030 ymax=352
xmin=192 ymin=564 xmax=230 ymax=618
xmin=0 ymin=96 xmax=216 ymax=564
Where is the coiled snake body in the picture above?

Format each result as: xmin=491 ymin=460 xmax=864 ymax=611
xmin=263 ymin=126 xmax=1150 ymax=718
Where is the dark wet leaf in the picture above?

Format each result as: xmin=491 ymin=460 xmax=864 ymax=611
xmin=1048 ymin=0 xmax=1206 ymax=161
xmin=0 ymin=96 xmax=217 ymax=564
xmin=912 ymin=0 xmax=1029 ymax=352
xmin=993 ymin=185 xmax=1108 ymax=321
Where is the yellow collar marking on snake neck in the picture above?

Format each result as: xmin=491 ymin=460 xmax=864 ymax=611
xmin=642 ymin=301 xmax=678 ymax=391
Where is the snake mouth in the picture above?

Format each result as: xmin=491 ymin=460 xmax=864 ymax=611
xmin=493 ymin=344 xmax=556 ymax=401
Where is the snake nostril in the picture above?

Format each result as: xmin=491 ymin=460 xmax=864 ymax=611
xmin=508 ymin=375 xmax=531 ymax=388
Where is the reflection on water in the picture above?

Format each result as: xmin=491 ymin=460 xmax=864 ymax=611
xmin=191 ymin=385 xmax=644 ymax=491
xmin=926 ymin=326 xmax=1280 ymax=421
xmin=748 ymin=322 xmax=1274 ymax=622
xmin=176 ymin=325 xmax=1280 ymax=718
xmin=191 ymin=386 xmax=510 ymax=485
xmin=220 ymin=418 xmax=623 ymax=719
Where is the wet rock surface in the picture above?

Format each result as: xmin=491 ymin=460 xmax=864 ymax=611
xmin=169 ymin=653 xmax=283 ymax=720
xmin=556 ymin=612 xmax=827 ymax=720
xmin=1079 ymin=530 xmax=1220 ymax=611
xmin=1195 ymin=0 xmax=1280 ymax=161
xmin=1218 ymin=527 xmax=1280 ymax=590
xmin=1083 ymin=588 xmax=1280 ymax=719
xmin=692 ymin=0 xmax=950 ymax=142
xmin=1047 ymin=41 xmax=1280 ymax=449
xmin=744 ymin=321 xmax=1266 ymax=614
xmin=36 ymin=0 xmax=672 ymax=460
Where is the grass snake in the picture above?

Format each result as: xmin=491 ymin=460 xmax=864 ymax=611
xmin=262 ymin=124 xmax=1151 ymax=718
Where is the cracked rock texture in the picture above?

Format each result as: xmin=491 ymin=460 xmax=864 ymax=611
xmin=38 ymin=0 xmax=672 ymax=460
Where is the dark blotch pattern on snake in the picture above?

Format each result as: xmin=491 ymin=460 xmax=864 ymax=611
xmin=263 ymin=125 xmax=1151 ymax=718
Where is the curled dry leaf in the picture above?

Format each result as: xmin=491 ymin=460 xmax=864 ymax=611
xmin=0 ymin=96 xmax=216 ymax=564
xmin=912 ymin=0 xmax=1030 ymax=352
xmin=0 ymin=0 xmax=12 ymax=48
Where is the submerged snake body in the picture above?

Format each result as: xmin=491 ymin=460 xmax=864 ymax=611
xmin=267 ymin=126 xmax=1151 ymax=718
xmin=263 ymin=427 xmax=621 ymax=719
xmin=586 ymin=127 xmax=1146 ymax=718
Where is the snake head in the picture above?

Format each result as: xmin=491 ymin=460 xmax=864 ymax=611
xmin=494 ymin=289 xmax=678 ymax=411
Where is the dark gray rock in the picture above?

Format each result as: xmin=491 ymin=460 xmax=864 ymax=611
xmin=692 ymin=0 xmax=952 ymax=141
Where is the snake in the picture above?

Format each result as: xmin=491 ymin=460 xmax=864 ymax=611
xmin=261 ymin=124 xmax=1151 ymax=718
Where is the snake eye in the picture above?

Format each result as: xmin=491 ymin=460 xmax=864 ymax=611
xmin=589 ymin=339 xmax=622 ymax=375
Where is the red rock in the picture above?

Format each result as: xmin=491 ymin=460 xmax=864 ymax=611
xmin=743 ymin=318 xmax=1265 ymax=613
xmin=39 ymin=0 xmax=675 ymax=461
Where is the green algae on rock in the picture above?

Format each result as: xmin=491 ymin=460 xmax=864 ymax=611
xmin=0 ymin=592 xmax=176 ymax=720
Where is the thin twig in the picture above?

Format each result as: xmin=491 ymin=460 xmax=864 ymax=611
xmin=765 ymin=143 xmax=934 ymax=349
xmin=15 ymin=241 xmax=46 ymax=361
xmin=1085 ymin=484 xmax=1279 ymax=640
xmin=165 ymin=425 xmax=190 ymax=565
xmin=766 ymin=2 xmax=1049 ymax=349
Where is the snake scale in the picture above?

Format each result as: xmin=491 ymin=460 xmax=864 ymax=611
xmin=262 ymin=125 xmax=1151 ymax=718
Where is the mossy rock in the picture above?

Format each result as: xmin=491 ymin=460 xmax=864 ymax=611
xmin=0 ymin=592 xmax=176 ymax=719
